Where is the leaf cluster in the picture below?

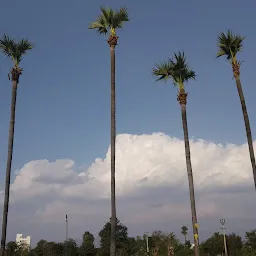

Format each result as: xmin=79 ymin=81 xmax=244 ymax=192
xmin=89 ymin=7 xmax=129 ymax=35
xmin=0 ymin=34 xmax=33 ymax=65
xmin=152 ymin=51 xmax=195 ymax=87
xmin=217 ymin=30 xmax=245 ymax=60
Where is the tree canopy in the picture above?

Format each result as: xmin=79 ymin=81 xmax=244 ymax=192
xmin=217 ymin=30 xmax=245 ymax=61
xmin=0 ymin=34 xmax=33 ymax=66
xmin=98 ymin=218 xmax=129 ymax=256
xmin=152 ymin=51 xmax=195 ymax=89
xmin=88 ymin=7 xmax=129 ymax=36
xmin=6 ymin=221 xmax=256 ymax=256
xmin=79 ymin=231 xmax=96 ymax=256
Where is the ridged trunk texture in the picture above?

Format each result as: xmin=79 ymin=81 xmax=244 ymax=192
xmin=0 ymin=78 xmax=18 ymax=256
xmin=110 ymin=43 xmax=116 ymax=256
xmin=234 ymin=71 xmax=256 ymax=190
xmin=179 ymin=90 xmax=200 ymax=256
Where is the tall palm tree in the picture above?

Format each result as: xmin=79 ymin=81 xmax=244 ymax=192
xmin=152 ymin=51 xmax=200 ymax=256
xmin=0 ymin=34 xmax=33 ymax=255
xmin=181 ymin=225 xmax=188 ymax=243
xmin=217 ymin=30 xmax=256 ymax=190
xmin=88 ymin=7 xmax=129 ymax=256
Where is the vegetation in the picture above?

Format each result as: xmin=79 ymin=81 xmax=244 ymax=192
xmin=0 ymin=34 xmax=33 ymax=255
xmin=153 ymin=52 xmax=199 ymax=256
xmin=89 ymin=7 xmax=129 ymax=256
xmin=217 ymin=30 xmax=256 ymax=191
xmin=5 ymin=219 xmax=256 ymax=256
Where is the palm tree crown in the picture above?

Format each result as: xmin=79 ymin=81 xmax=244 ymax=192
xmin=0 ymin=34 xmax=33 ymax=67
xmin=88 ymin=7 xmax=129 ymax=36
xmin=217 ymin=30 xmax=245 ymax=62
xmin=152 ymin=51 xmax=195 ymax=90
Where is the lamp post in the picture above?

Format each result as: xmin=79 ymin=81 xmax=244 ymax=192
xmin=66 ymin=214 xmax=68 ymax=241
xmin=220 ymin=219 xmax=228 ymax=256
xmin=145 ymin=233 xmax=150 ymax=256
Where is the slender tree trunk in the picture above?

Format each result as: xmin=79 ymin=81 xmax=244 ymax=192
xmin=178 ymin=89 xmax=199 ymax=256
xmin=0 ymin=78 xmax=18 ymax=256
xmin=110 ymin=44 xmax=116 ymax=256
xmin=234 ymin=75 xmax=256 ymax=190
xmin=223 ymin=233 xmax=228 ymax=256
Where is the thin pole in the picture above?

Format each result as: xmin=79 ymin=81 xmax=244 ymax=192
xmin=146 ymin=234 xmax=149 ymax=256
xmin=220 ymin=219 xmax=228 ymax=256
xmin=66 ymin=214 xmax=68 ymax=241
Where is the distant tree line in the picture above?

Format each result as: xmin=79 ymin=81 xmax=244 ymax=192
xmin=4 ymin=218 xmax=256 ymax=256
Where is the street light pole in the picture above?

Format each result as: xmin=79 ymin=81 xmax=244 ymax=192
xmin=145 ymin=233 xmax=150 ymax=256
xmin=220 ymin=219 xmax=228 ymax=256
xmin=66 ymin=214 xmax=68 ymax=241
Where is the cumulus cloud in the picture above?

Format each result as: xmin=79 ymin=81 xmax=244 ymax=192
xmin=0 ymin=133 xmax=256 ymax=243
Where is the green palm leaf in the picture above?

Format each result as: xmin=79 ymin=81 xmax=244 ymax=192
xmin=88 ymin=14 xmax=108 ymax=34
xmin=114 ymin=7 xmax=129 ymax=29
xmin=217 ymin=30 xmax=245 ymax=60
xmin=0 ymin=34 xmax=16 ymax=58
xmin=153 ymin=51 xmax=195 ymax=86
xmin=171 ymin=51 xmax=195 ymax=85
xmin=100 ymin=7 xmax=113 ymax=26
xmin=152 ymin=59 xmax=174 ymax=81
xmin=0 ymin=34 xmax=33 ymax=65
xmin=89 ymin=6 xmax=129 ymax=35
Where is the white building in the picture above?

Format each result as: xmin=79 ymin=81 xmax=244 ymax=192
xmin=16 ymin=234 xmax=31 ymax=250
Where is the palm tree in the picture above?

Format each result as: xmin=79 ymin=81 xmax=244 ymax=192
xmin=0 ymin=34 xmax=33 ymax=255
xmin=217 ymin=30 xmax=256 ymax=190
xmin=181 ymin=225 xmax=188 ymax=243
xmin=152 ymin=51 xmax=200 ymax=256
xmin=88 ymin=7 xmax=129 ymax=256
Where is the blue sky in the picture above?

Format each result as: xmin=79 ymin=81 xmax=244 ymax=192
xmin=0 ymin=0 xmax=256 ymax=243
xmin=0 ymin=0 xmax=255 ymax=171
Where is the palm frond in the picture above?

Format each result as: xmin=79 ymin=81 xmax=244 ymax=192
xmin=88 ymin=14 xmax=108 ymax=34
xmin=217 ymin=30 xmax=245 ymax=60
xmin=0 ymin=34 xmax=33 ymax=64
xmin=89 ymin=6 xmax=129 ymax=35
xmin=152 ymin=59 xmax=174 ymax=82
xmin=17 ymin=39 xmax=33 ymax=54
xmin=114 ymin=7 xmax=129 ymax=29
xmin=0 ymin=34 xmax=16 ymax=58
xmin=184 ymin=70 xmax=196 ymax=82
xmin=15 ymin=39 xmax=33 ymax=63
xmin=171 ymin=51 xmax=196 ymax=85
xmin=100 ymin=7 xmax=113 ymax=25
xmin=153 ymin=52 xmax=195 ymax=86
xmin=216 ymin=49 xmax=227 ymax=58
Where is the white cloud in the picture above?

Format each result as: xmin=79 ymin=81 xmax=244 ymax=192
xmin=1 ymin=133 xmax=256 ymax=243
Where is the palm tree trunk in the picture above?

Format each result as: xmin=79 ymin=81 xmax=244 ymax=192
xmin=110 ymin=44 xmax=116 ymax=256
xmin=0 ymin=79 xmax=18 ymax=256
xmin=180 ymin=102 xmax=200 ymax=256
xmin=234 ymin=75 xmax=256 ymax=190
